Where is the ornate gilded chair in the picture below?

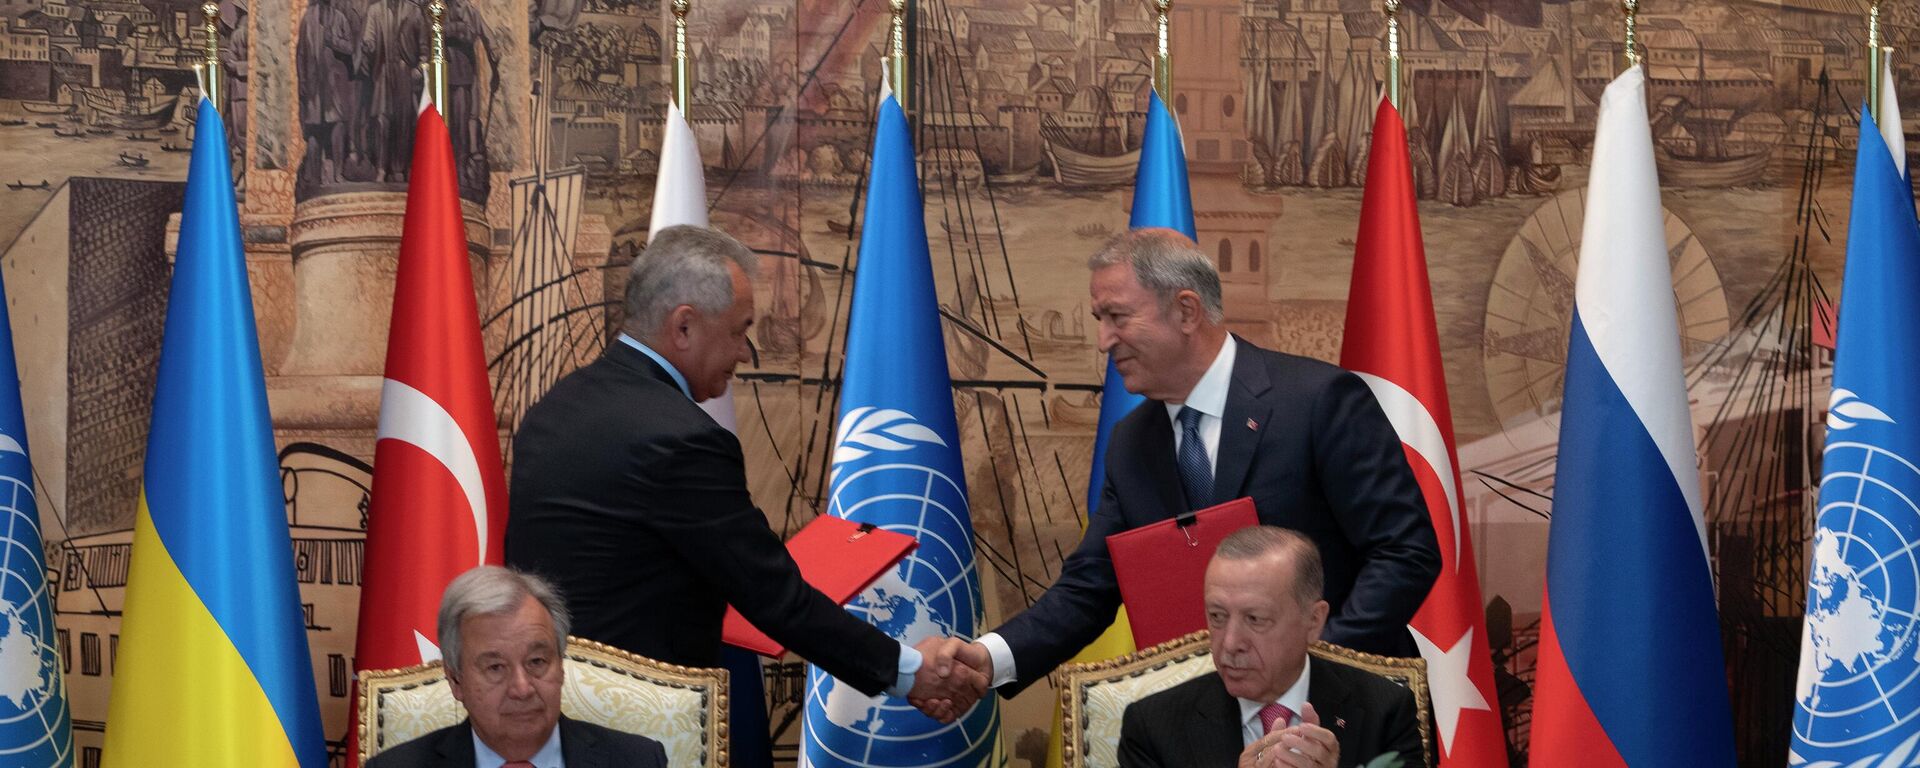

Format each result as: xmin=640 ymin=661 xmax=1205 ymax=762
xmin=358 ymin=637 xmax=729 ymax=766
xmin=1052 ymin=631 xmax=1434 ymax=768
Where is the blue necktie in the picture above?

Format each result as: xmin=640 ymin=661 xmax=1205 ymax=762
xmin=1176 ymin=406 xmax=1212 ymax=510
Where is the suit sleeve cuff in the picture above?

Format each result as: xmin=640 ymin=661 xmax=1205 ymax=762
xmin=887 ymin=642 xmax=922 ymax=697
xmin=978 ymin=632 xmax=1017 ymax=688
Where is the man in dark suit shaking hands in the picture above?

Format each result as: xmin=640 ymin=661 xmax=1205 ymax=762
xmin=505 ymin=225 xmax=981 ymax=720
xmin=931 ymin=228 xmax=1440 ymax=698
xmin=1120 ymin=527 xmax=1423 ymax=768
xmin=367 ymin=565 xmax=669 ymax=768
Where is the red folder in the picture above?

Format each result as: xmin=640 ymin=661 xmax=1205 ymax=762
xmin=1106 ymin=497 xmax=1261 ymax=648
xmin=722 ymin=515 xmax=917 ymax=658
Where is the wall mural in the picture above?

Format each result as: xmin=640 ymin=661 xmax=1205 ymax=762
xmin=0 ymin=0 xmax=1897 ymax=763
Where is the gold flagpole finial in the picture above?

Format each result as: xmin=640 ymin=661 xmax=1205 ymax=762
xmin=1869 ymin=1 xmax=1884 ymax=116
xmin=428 ymin=0 xmax=448 ymax=111
xmin=195 ymin=1 xmax=220 ymax=108
xmin=1621 ymin=0 xmax=1641 ymax=71
xmin=1153 ymin=0 xmax=1172 ymax=100
xmin=672 ymin=0 xmax=692 ymax=109
xmin=1385 ymin=0 xmax=1402 ymax=109
xmin=888 ymin=0 xmax=908 ymax=106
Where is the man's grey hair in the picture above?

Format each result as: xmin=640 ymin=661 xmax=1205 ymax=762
xmin=438 ymin=566 xmax=571 ymax=677
xmin=623 ymin=224 xmax=760 ymax=338
xmin=1213 ymin=526 xmax=1324 ymax=609
xmin=1087 ymin=228 xmax=1224 ymax=324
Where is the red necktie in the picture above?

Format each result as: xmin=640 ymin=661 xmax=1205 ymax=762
xmin=503 ymin=762 xmax=535 ymax=768
xmin=1259 ymin=702 xmax=1296 ymax=734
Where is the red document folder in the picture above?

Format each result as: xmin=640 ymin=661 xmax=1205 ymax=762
xmin=722 ymin=516 xmax=917 ymax=658
xmin=1106 ymin=497 xmax=1260 ymax=648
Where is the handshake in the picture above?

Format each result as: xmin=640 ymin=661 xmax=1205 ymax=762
xmin=905 ymin=637 xmax=994 ymax=723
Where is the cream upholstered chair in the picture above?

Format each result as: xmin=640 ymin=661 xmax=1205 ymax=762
xmin=1052 ymin=631 xmax=1435 ymax=768
xmin=358 ymin=636 xmax=729 ymax=766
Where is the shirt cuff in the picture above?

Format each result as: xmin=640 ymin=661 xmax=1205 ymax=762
xmin=887 ymin=641 xmax=923 ymax=697
xmin=977 ymin=632 xmax=1018 ymax=689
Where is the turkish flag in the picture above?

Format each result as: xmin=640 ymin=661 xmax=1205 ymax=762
xmin=1340 ymin=98 xmax=1507 ymax=768
xmin=348 ymin=103 xmax=509 ymax=765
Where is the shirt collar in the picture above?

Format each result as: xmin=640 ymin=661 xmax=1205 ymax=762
xmin=471 ymin=721 xmax=564 ymax=768
xmin=618 ymin=333 xmax=692 ymax=401
xmin=1167 ymin=336 xmax=1237 ymax=422
xmin=1237 ymin=655 xmax=1311 ymax=732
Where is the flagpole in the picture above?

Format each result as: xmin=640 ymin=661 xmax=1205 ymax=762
xmin=888 ymin=0 xmax=908 ymax=107
xmin=1384 ymin=0 xmax=1402 ymax=109
xmin=1621 ymin=0 xmax=1640 ymax=73
xmin=1153 ymin=0 xmax=1171 ymax=100
xmin=428 ymin=0 xmax=448 ymax=111
xmin=1869 ymin=0 xmax=1884 ymax=116
xmin=673 ymin=0 xmax=692 ymax=108
xmin=193 ymin=0 xmax=219 ymax=110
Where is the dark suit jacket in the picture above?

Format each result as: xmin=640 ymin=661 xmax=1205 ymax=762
xmin=995 ymin=339 xmax=1440 ymax=693
xmin=1117 ymin=657 xmax=1424 ymax=768
xmin=505 ymin=343 xmax=899 ymax=695
xmin=364 ymin=717 xmax=668 ymax=768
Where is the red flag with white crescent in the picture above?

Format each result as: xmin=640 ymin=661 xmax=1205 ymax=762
xmin=1340 ymin=98 xmax=1507 ymax=767
xmin=348 ymin=102 xmax=508 ymax=765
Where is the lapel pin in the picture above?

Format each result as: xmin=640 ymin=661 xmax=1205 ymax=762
xmin=1246 ymin=418 xmax=1259 ymax=431
xmin=1336 ymin=716 xmax=1347 ymax=729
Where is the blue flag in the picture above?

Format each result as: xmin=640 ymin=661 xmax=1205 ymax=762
xmin=1789 ymin=109 xmax=1920 ymax=764
xmin=1089 ymin=89 xmax=1199 ymax=508
xmin=798 ymin=86 xmax=998 ymax=767
xmin=103 ymin=100 xmax=327 ymax=767
xmin=0 ymin=267 xmax=73 ymax=765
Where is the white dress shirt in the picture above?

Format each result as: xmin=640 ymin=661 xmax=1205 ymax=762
xmin=1238 ymin=659 xmax=1311 ymax=746
xmin=473 ymin=724 xmax=564 ymax=768
xmin=977 ymin=338 xmax=1238 ymax=688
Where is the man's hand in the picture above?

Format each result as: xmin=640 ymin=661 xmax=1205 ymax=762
xmin=907 ymin=636 xmax=988 ymax=723
xmin=926 ymin=636 xmax=993 ymax=683
xmin=1236 ymin=702 xmax=1340 ymax=768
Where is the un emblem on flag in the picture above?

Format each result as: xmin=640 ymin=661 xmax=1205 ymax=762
xmin=802 ymin=409 xmax=998 ymax=767
xmin=0 ymin=452 xmax=71 ymax=764
xmin=1793 ymin=421 xmax=1920 ymax=759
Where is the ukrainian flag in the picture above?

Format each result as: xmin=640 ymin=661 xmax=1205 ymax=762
xmin=102 ymin=99 xmax=327 ymax=767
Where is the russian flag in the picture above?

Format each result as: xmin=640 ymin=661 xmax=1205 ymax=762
xmin=1527 ymin=66 xmax=1735 ymax=766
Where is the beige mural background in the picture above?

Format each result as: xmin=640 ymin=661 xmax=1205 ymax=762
xmin=0 ymin=0 xmax=1894 ymax=764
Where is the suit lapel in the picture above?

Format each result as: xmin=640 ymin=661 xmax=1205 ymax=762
xmin=1214 ymin=338 xmax=1272 ymax=504
xmin=431 ymin=721 xmax=477 ymax=768
xmin=1193 ymin=674 xmax=1250 ymax=763
xmin=558 ymin=717 xmax=606 ymax=768
xmin=1304 ymin=657 xmax=1359 ymax=755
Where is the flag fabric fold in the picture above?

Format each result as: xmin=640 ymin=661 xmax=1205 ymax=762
xmin=1788 ymin=105 xmax=1920 ymax=765
xmin=103 ymin=98 xmax=328 ymax=768
xmin=352 ymin=100 xmax=509 ymax=767
xmin=651 ymin=97 xmax=774 ymax=768
xmin=0 ymin=262 xmax=73 ymax=765
xmin=798 ymin=79 xmax=998 ymax=768
xmin=1340 ymin=98 xmax=1505 ymax=768
xmin=1527 ymin=66 xmax=1735 ymax=767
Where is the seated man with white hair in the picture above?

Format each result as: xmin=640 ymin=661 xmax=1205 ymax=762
xmin=1119 ymin=527 xmax=1422 ymax=768
xmin=367 ymin=566 xmax=667 ymax=768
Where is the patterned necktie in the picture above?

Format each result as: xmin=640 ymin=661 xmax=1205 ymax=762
xmin=503 ymin=762 xmax=535 ymax=768
xmin=1259 ymin=702 xmax=1296 ymax=734
xmin=1176 ymin=406 xmax=1213 ymax=509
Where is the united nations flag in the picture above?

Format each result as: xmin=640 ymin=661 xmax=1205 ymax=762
xmin=1790 ymin=108 xmax=1920 ymax=763
xmin=798 ymin=76 xmax=998 ymax=768
xmin=0 ymin=264 xmax=73 ymax=766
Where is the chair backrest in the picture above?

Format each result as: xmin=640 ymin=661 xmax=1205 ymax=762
xmin=358 ymin=636 xmax=729 ymax=767
xmin=1052 ymin=631 xmax=1435 ymax=768
xmin=1053 ymin=631 xmax=1218 ymax=768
